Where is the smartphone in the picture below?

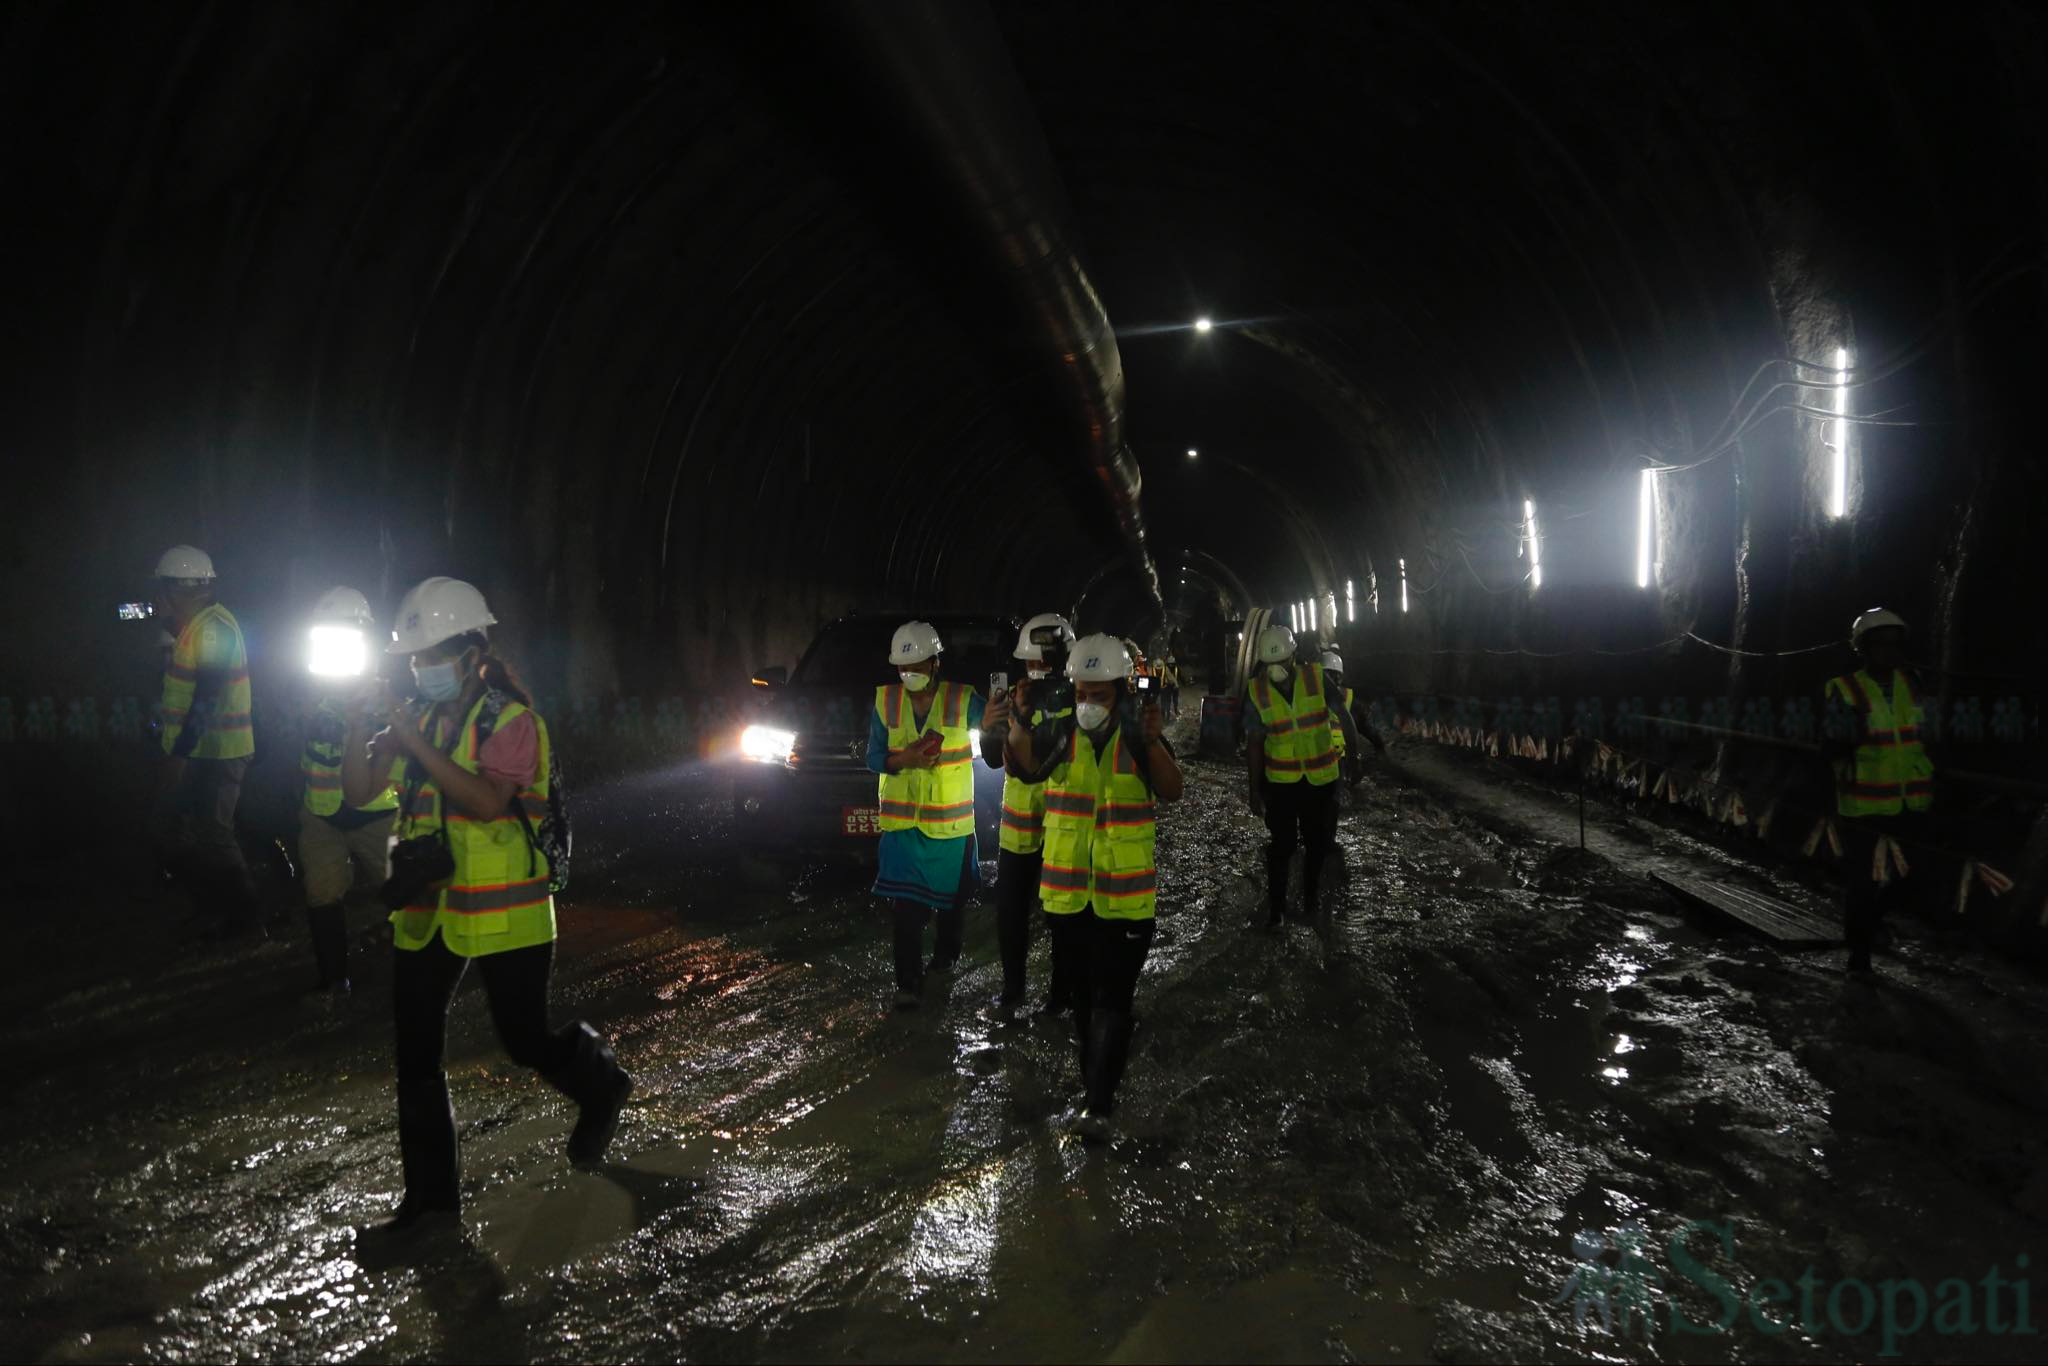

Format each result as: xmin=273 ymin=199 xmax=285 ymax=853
xmin=118 ymin=601 xmax=154 ymax=621
xmin=1136 ymin=675 xmax=1153 ymax=691
xmin=989 ymin=670 xmax=1008 ymax=700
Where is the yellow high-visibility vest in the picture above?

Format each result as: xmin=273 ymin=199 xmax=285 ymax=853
xmin=160 ymin=603 xmax=254 ymax=759
xmin=1248 ymin=662 xmax=1339 ymax=785
xmin=1039 ymin=725 xmax=1157 ymax=920
xmin=998 ymin=702 xmax=1074 ymax=856
xmin=875 ymin=681 xmax=977 ymax=838
xmin=302 ymin=697 xmax=398 ymax=817
xmin=388 ymin=691 xmax=556 ymax=957
xmin=1827 ymin=669 xmax=1934 ymax=817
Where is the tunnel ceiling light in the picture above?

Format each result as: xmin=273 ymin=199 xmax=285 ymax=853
xmin=1525 ymin=499 xmax=1543 ymax=590
xmin=1346 ymin=578 xmax=1355 ymax=623
xmin=1194 ymin=317 xmax=1213 ymax=333
xmin=1637 ymin=471 xmax=1656 ymax=589
xmin=1399 ymin=558 xmax=1409 ymax=614
xmin=1186 ymin=448 xmax=1199 ymax=459
xmin=1309 ymin=597 xmax=1318 ymax=631
xmin=1829 ymin=346 xmax=1851 ymax=519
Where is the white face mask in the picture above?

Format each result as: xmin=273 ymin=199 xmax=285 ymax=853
xmin=900 ymin=671 xmax=931 ymax=692
xmin=1075 ymin=701 xmax=1112 ymax=732
xmin=1267 ymin=664 xmax=1290 ymax=683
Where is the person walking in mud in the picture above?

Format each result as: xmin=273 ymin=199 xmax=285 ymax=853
xmin=1005 ymin=633 xmax=1184 ymax=1141
xmin=343 ymin=577 xmax=631 ymax=1236
xmin=866 ymin=620 xmax=998 ymax=1010
xmin=1820 ymin=607 xmax=1937 ymax=976
xmin=1244 ymin=622 xmax=1361 ymax=927
xmin=982 ymin=613 xmax=1077 ymax=1023
xmin=1320 ymin=647 xmax=1385 ymax=790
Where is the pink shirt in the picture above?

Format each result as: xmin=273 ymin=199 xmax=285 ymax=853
xmin=427 ymin=708 xmax=539 ymax=788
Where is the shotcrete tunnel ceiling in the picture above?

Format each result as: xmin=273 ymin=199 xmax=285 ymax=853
xmin=6 ymin=0 xmax=2041 ymax=685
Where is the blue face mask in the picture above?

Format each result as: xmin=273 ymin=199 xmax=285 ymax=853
xmin=413 ymin=658 xmax=464 ymax=703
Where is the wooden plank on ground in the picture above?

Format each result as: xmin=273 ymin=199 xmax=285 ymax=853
xmin=1650 ymin=872 xmax=1841 ymax=946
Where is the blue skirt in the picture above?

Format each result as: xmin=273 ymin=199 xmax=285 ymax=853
xmin=873 ymin=827 xmax=981 ymax=910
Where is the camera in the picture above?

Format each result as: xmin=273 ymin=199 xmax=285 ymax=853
xmin=380 ymin=833 xmax=455 ymax=910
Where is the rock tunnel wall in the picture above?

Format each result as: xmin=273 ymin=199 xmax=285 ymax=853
xmin=4 ymin=0 xmax=2045 ymax=757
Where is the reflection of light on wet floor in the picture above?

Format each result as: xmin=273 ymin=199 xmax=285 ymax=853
xmin=1585 ymin=945 xmax=1643 ymax=990
xmin=900 ymin=1159 xmax=1006 ymax=1293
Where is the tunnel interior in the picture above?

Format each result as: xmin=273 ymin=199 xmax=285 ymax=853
xmin=8 ymin=4 xmax=2048 ymax=1362
xmin=9 ymin=0 xmax=2043 ymax=712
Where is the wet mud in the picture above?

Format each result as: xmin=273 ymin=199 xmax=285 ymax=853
xmin=3 ymin=721 xmax=2044 ymax=1362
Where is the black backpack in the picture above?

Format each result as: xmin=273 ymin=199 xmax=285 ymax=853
xmin=474 ymin=690 xmax=573 ymax=894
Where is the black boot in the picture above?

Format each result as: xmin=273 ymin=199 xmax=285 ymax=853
xmin=1084 ymin=1009 xmax=1134 ymax=1117
xmin=307 ymin=902 xmax=349 ymax=989
xmin=545 ymin=1022 xmax=633 ymax=1165
xmin=371 ymin=1075 xmax=460 ymax=1234
xmin=1265 ymin=847 xmax=1289 ymax=928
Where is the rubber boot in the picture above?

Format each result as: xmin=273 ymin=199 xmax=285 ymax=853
xmin=374 ymin=1075 xmax=460 ymax=1233
xmin=545 ymin=1022 xmax=633 ymax=1165
xmin=190 ymin=867 xmax=261 ymax=940
xmin=1084 ymin=1008 xmax=1134 ymax=1117
xmin=1266 ymin=837 xmax=1289 ymax=928
xmin=307 ymin=902 xmax=349 ymax=988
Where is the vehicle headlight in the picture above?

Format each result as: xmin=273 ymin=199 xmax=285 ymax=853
xmin=740 ymin=725 xmax=798 ymax=764
xmin=308 ymin=625 xmax=369 ymax=678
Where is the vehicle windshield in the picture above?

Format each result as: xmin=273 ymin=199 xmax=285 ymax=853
xmin=792 ymin=619 xmax=1011 ymax=691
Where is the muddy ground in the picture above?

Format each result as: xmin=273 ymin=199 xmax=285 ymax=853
xmin=4 ymin=716 xmax=2046 ymax=1363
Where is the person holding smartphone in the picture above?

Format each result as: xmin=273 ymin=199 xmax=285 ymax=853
xmin=867 ymin=620 xmax=1001 ymax=1009
xmin=1245 ymin=623 xmax=1362 ymax=927
xmin=1005 ymin=633 xmax=1184 ymax=1141
xmin=294 ymin=586 xmax=399 ymax=1002
xmin=981 ymin=612 xmax=1075 ymax=1022
xmin=342 ymin=576 xmax=631 ymax=1237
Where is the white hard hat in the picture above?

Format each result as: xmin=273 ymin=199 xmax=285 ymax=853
xmin=155 ymin=545 xmax=216 ymax=582
xmin=1255 ymin=623 xmax=1296 ymax=664
xmin=1320 ymin=649 xmax=1344 ymax=673
xmin=1015 ymin=612 xmax=1076 ymax=661
xmin=1067 ymin=632 xmax=1133 ymax=684
xmin=387 ymin=577 xmax=497 ymax=654
xmin=1850 ymin=607 xmax=1907 ymax=646
xmin=889 ymin=619 xmax=944 ymax=665
xmin=313 ymin=586 xmax=374 ymax=627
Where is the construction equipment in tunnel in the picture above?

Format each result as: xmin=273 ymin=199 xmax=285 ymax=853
xmin=821 ymin=0 xmax=1163 ymax=618
xmin=1199 ymin=604 xmax=1275 ymax=761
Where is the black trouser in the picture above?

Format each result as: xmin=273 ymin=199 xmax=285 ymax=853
xmin=391 ymin=937 xmax=616 ymax=1209
xmin=149 ymin=755 xmax=258 ymax=927
xmin=1842 ymin=811 xmax=1933 ymax=969
xmin=1062 ymin=908 xmax=1155 ymax=1115
xmin=1262 ymin=777 xmax=1338 ymax=919
xmin=891 ymin=900 xmax=965 ymax=993
xmin=994 ymin=848 xmax=1043 ymax=999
